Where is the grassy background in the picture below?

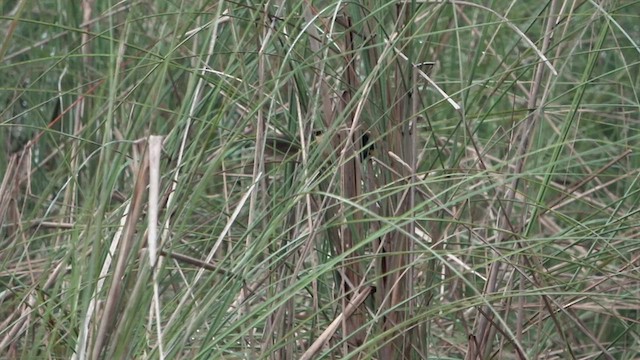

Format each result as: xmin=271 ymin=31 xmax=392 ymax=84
xmin=1 ymin=0 xmax=639 ymax=359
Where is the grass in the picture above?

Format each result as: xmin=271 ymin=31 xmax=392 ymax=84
xmin=1 ymin=0 xmax=639 ymax=359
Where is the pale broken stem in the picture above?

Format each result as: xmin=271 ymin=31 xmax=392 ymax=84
xmin=147 ymin=136 xmax=164 ymax=359
xmin=147 ymin=137 xmax=162 ymax=268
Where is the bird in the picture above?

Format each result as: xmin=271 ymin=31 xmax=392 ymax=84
xmin=262 ymin=130 xmax=374 ymax=162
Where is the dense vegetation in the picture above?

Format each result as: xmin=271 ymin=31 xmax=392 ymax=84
xmin=1 ymin=1 xmax=639 ymax=359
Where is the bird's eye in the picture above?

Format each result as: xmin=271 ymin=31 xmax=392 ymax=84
xmin=360 ymin=132 xmax=374 ymax=160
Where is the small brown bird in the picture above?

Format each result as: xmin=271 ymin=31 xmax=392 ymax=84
xmin=263 ymin=130 xmax=374 ymax=162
